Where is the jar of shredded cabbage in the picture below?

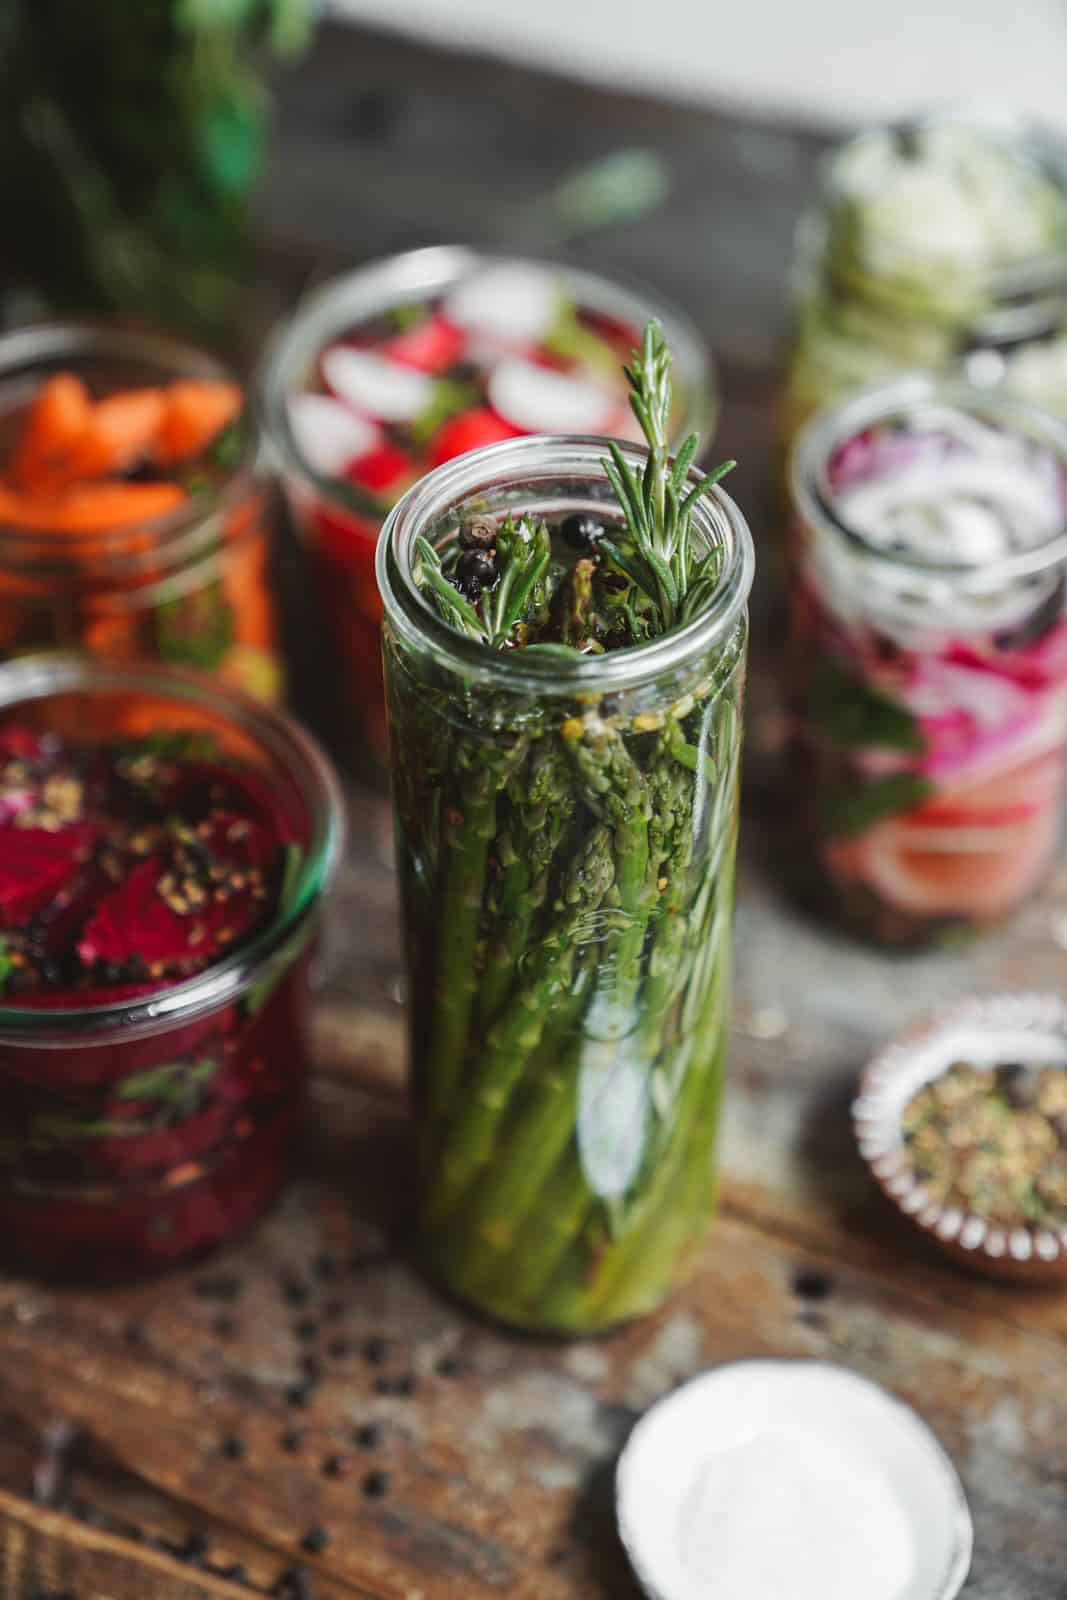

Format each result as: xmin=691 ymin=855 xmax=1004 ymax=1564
xmin=781 ymin=114 xmax=1067 ymax=464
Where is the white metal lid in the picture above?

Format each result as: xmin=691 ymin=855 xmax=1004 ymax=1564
xmin=616 ymin=1358 xmax=973 ymax=1600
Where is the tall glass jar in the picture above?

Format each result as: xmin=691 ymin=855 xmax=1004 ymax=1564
xmin=377 ymin=436 xmax=753 ymax=1334
xmin=259 ymin=246 xmax=715 ymax=765
xmin=786 ymin=374 xmax=1067 ymax=947
xmin=0 ymin=324 xmax=283 ymax=702
xmin=0 ymin=655 xmax=342 ymax=1280
xmin=781 ymin=112 xmax=1067 ymax=464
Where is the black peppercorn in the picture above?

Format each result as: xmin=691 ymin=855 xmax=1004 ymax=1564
xmin=271 ymin=1564 xmax=313 ymax=1600
xmin=362 ymin=1469 xmax=390 ymax=1499
xmin=301 ymin=1525 xmax=330 ymax=1555
xmin=362 ymin=1335 xmax=387 ymax=1365
xmin=560 ymin=513 xmax=605 ymax=554
xmin=459 ymin=517 xmax=496 ymax=550
xmin=791 ymin=1268 xmax=833 ymax=1302
xmin=456 ymin=548 xmax=497 ymax=589
xmin=180 ymin=1531 xmax=210 ymax=1567
xmin=998 ymin=1062 xmax=1041 ymax=1109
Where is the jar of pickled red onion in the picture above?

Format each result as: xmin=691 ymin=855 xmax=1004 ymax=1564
xmin=787 ymin=373 xmax=1067 ymax=946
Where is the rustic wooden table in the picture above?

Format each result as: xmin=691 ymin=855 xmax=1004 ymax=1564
xmin=5 ymin=22 xmax=1067 ymax=1600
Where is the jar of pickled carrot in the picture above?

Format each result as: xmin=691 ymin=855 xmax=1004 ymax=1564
xmin=0 ymin=323 xmax=283 ymax=703
xmin=787 ymin=374 xmax=1067 ymax=946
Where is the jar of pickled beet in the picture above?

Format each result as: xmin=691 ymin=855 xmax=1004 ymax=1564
xmin=0 ymin=655 xmax=342 ymax=1280
xmin=781 ymin=112 xmax=1067 ymax=468
xmin=0 ymin=323 xmax=284 ymax=702
xmin=257 ymin=247 xmax=715 ymax=764
xmin=787 ymin=374 xmax=1067 ymax=947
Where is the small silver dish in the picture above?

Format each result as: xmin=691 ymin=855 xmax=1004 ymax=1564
xmin=854 ymin=991 xmax=1067 ymax=1284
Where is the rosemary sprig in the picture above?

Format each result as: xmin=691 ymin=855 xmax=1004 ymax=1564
xmin=414 ymin=517 xmax=554 ymax=648
xmin=599 ymin=320 xmax=735 ymax=633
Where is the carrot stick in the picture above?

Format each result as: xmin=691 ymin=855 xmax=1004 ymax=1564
xmin=56 ymin=388 xmax=166 ymax=484
xmin=156 ymin=380 xmax=243 ymax=465
xmin=0 ymin=481 xmax=185 ymax=533
xmin=8 ymin=374 xmax=92 ymax=490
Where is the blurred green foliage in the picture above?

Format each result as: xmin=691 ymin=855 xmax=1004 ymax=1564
xmin=0 ymin=1 xmax=314 ymax=342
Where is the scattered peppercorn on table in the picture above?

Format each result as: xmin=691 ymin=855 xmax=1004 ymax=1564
xmin=2 ymin=22 xmax=1067 ymax=1600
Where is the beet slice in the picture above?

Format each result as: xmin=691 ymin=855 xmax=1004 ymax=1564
xmin=0 ymin=822 xmax=98 ymax=929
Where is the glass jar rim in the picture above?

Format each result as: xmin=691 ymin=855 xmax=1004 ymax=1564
xmin=376 ymin=433 xmax=754 ymax=695
xmin=814 ymin=106 xmax=1067 ymax=301
xmin=791 ymin=371 xmax=1067 ymax=593
xmin=255 ymin=244 xmax=717 ymax=516
xmin=0 ymin=655 xmax=344 ymax=1044
xmin=0 ymin=321 xmax=259 ymax=576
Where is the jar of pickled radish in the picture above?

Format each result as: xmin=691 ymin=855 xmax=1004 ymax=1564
xmin=258 ymin=247 xmax=714 ymax=764
xmin=782 ymin=113 xmax=1067 ymax=466
xmin=0 ymin=323 xmax=283 ymax=702
xmin=787 ymin=374 xmax=1067 ymax=946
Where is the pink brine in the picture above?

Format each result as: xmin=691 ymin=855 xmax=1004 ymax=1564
xmin=788 ymin=379 xmax=1067 ymax=943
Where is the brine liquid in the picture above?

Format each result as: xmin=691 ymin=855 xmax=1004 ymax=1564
xmin=789 ymin=411 xmax=1067 ymax=944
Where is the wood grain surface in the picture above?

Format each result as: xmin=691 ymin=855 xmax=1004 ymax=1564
xmin=1 ymin=19 xmax=1065 ymax=1600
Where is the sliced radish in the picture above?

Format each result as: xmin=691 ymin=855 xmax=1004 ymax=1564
xmin=444 ymin=265 xmax=562 ymax=343
xmin=321 ymin=346 xmax=434 ymax=423
xmin=428 ymin=408 xmax=520 ymax=468
xmin=488 ymin=358 xmax=615 ymax=435
xmin=288 ymin=393 xmax=380 ymax=478
xmin=346 ymin=441 xmax=412 ymax=495
xmin=383 ymin=315 xmax=467 ymax=374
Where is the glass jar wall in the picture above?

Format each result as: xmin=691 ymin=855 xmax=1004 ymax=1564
xmin=782 ymin=114 xmax=1067 ymax=464
xmin=786 ymin=375 xmax=1067 ymax=947
xmin=0 ymin=324 xmax=283 ymax=703
xmin=0 ymin=656 xmax=342 ymax=1280
xmin=377 ymin=435 xmax=752 ymax=1334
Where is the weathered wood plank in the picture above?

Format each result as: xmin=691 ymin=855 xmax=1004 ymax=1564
xmin=0 ymin=1077 xmax=1064 ymax=1598
xmin=2 ymin=20 xmax=1064 ymax=1599
xmin=0 ymin=1486 xmax=282 ymax=1600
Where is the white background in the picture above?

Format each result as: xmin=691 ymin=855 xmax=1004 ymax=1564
xmin=329 ymin=0 xmax=1067 ymax=130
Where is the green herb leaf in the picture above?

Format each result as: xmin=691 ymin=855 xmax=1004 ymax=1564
xmin=600 ymin=322 xmax=734 ymax=636
xmin=411 ymin=378 xmax=478 ymax=447
xmin=119 ymin=1057 xmax=218 ymax=1104
xmin=30 ymin=1115 xmax=144 ymax=1145
xmin=0 ymin=939 xmax=12 ymax=995
xmin=809 ymin=659 xmax=926 ymax=754
xmin=277 ymin=840 xmax=304 ymax=915
xmin=156 ymin=582 xmax=235 ymax=671
xmin=385 ymin=302 xmax=427 ymax=334
xmin=822 ymin=772 xmax=934 ymax=838
xmin=244 ymin=842 xmax=305 ymax=1017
